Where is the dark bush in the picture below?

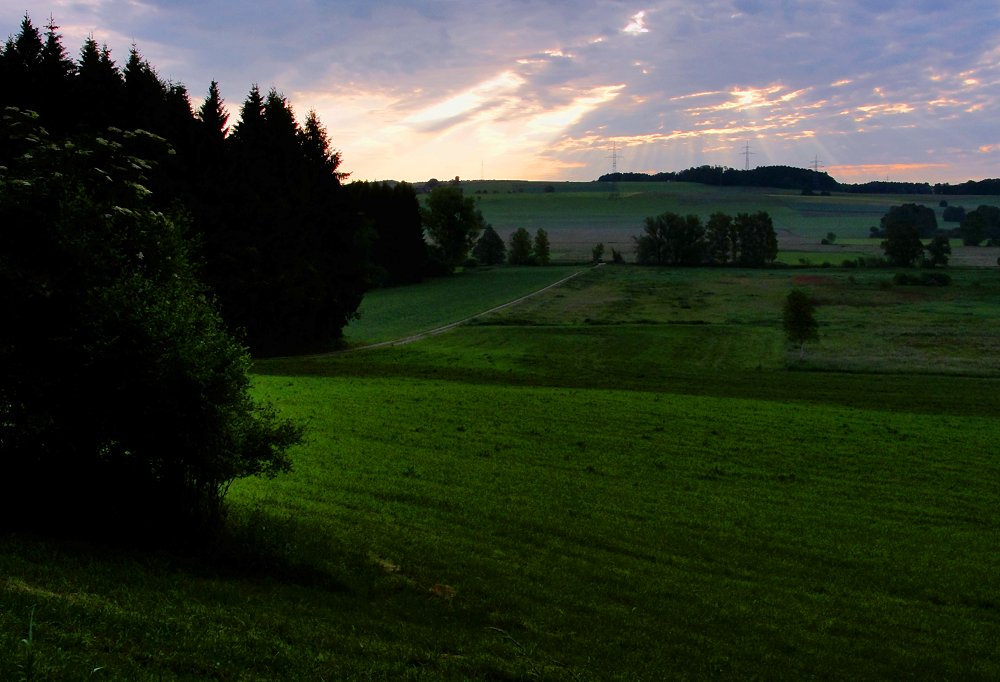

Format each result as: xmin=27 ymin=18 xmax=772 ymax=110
xmin=0 ymin=112 xmax=302 ymax=544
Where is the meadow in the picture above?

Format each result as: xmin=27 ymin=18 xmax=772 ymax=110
xmin=3 ymin=184 xmax=1000 ymax=680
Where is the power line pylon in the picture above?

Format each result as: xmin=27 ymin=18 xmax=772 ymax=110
xmin=607 ymin=141 xmax=623 ymax=174
xmin=742 ymin=141 xmax=754 ymax=171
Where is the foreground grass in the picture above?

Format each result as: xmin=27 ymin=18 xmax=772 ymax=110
xmin=4 ymin=377 xmax=997 ymax=679
xmin=3 ymin=264 xmax=1000 ymax=679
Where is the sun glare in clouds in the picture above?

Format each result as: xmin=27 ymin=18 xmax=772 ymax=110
xmin=307 ymin=67 xmax=626 ymax=181
xmin=623 ymin=11 xmax=649 ymax=35
xmin=403 ymin=71 xmax=526 ymax=129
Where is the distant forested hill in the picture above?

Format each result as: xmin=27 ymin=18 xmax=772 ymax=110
xmin=599 ymin=166 xmax=1000 ymax=195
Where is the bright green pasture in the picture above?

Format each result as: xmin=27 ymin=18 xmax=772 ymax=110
xmin=6 ymin=377 xmax=995 ymax=679
xmin=236 ymin=376 xmax=999 ymax=679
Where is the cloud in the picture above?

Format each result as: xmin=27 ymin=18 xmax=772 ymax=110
xmin=3 ymin=0 xmax=999 ymax=182
xmin=622 ymin=10 xmax=650 ymax=35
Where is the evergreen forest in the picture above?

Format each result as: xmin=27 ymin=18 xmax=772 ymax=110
xmin=0 ymin=14 xmax=427 ymax=356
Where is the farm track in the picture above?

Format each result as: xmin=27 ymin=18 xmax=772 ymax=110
xmin=298 ymin=264 xmax=597 ymax=358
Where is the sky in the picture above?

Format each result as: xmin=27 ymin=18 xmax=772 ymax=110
xmin=5 ymin=1 xmax=1000 ymax=184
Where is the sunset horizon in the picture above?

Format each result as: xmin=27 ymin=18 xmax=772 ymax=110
xmin=4 ymin=2 xmax=998 ymax=185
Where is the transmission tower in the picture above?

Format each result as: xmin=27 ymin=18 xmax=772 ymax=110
xmin=742 ymin=141 xmax=754 ymax=171
xmin=806 ymin=154 xmax=826 ymax=192
xmin=607 ymin=141 xmax=623 ymax=173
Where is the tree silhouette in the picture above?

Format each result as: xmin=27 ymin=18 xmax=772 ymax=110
xmin=533 ymin=228 xmax=551 ymax=265
xmin=783 ymin=290 xmax=819 ymax=359
xmin=508 ymin=227 xmax=534 ymax=265
xmin=472 ymin=224 xmax=506 ymax=265
xmin=422 ymin=185 xmax=485 ymax=271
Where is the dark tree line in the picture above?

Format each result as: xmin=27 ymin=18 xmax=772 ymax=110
xmin=634 ymin=211 xmax=778 ymax=267
xmin=600 ymin=166 xmax=838 ymax=192
xmin=600 ymin=167 xmax=1000 ymax=196
xmin=843 ymin=181 xmax=933 ymax=195
xmin=0 ymin=14 xmax=427 ymax=354
xmin=934 ymin=179 xmax=1000 ymax=196
xmin=0 ymin=13 xmax=435 ymax=541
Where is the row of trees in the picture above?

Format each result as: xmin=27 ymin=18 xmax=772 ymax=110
xmin=507 ymin=228 xmax=551 ymax=265
xmin=478 ymin=227 xmax=550 ymax=266
xmin=634 ymin=211 xmax=779 ymax=267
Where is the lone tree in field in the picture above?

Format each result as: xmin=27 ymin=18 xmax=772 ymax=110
xmin=0 ymin=111 xmax=302 ymax=542
xmin=783 ymin=290 xmax=819 ymax=359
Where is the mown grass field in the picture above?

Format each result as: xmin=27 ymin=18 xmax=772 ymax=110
xmin=4 ymin=261 xmax=999 ymax=680
xmin=339 ymin=265 xmax=584 ymax=346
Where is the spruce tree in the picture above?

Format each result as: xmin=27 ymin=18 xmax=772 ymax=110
xmin=124 ymin=45 xmax=168 ymax=131
xmin=37 ymin=16 xmax=76 ymax=132
xmin=0 ymin=14 xmax=44 ymax=111
xmin=198 ymin=80 xmax=230 ymax=141
xmin=75 ymin=36 xmax=125 ymax=130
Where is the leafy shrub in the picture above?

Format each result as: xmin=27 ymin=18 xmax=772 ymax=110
xmin=0 ymin=111 xmax=301 ymax=543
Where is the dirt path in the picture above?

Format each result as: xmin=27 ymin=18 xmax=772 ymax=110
xmin=299 ymin=265 xmax=596 ymax=358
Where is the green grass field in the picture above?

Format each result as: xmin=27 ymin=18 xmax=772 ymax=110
xmin=339 ymin=265 xmax=585 ymax=346
xmin=5 ymin=261 xmax=999 ymax=680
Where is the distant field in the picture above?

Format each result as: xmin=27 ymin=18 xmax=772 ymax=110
xmin=456 ymin=180 xmax=1000 ymax=262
